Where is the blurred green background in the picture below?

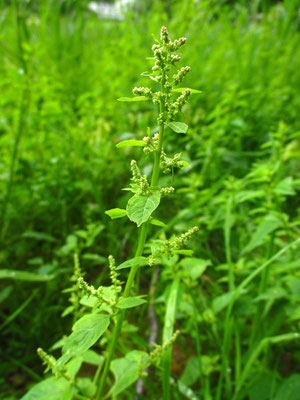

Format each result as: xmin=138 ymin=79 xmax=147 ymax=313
xmin=1 ymin=0 xmax=300 ymax=398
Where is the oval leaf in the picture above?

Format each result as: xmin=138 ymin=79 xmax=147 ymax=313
xmin=116 ymin=140 xmax=145 ymax=148
xmin=82 ymin=350 xmax=104 ymax=366
xmin=166 ymin=122 xmax=188 ymax=134
xmin=242 ymin=215 xmax=282 ymax=254
xmin=127 ymin=192 xmax=160 ymax=227
xmin=72 ymin=313 xmax=109 ymax=332
xmin=21 ymin=377 xmax=72 ymax=400
xmin=54 ymin=314 xmax=110 ymax=371
xmin=105 ymin=208 xmax=127 ymax=219
xmin=109 ymin=351 xmax=149 ymax=396
xmin=150 ymin=218 xmax=167 ymax=227
xmin=117 ymin=296 xmax=147 ymax=309
xmin=116 ymin=256 xmax=149 ymax=270
xmin=172 ymin=87 xmax=202 ymax=94
xmin=0 ymin=269 xmax=54 ymax=282
xmin=117 ymin=97 xmax=150 ymax=102
xmin=173 ymin=249 xmax=194 ymax=256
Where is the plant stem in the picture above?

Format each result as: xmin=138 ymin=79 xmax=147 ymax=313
xmin=249 ymin=232 xmax=275 ymax=350
xmin=95 ymin=76 xmax=166 ymax=400
xmin=225 ymin=195 xmax=234 ymax=291
xmin=0 ymin=0 xmax=29 ymax=240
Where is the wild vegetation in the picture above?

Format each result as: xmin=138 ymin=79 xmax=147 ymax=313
xmin=1 ymin=1 xmax=300 ymax=399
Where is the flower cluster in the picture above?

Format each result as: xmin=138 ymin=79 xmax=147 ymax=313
xmin=146 ymin=330 xmax=180 ymax=366
xmin=65 ymin=253 xmax=84 ymax=320
xmin=78 ymin=277 xmax=116 ymax=307
xmin=169 ymin=226 xmax=199 ymax=250
xmin=71 ymin=253 xmax=83 ymax=282
xmin=160 ymin=151 xmax=185 ymax=174
xmin=37 ymin=348 xmax=56 ymax=373
xmin=160 ymin=186 xmax=175 ymax=196
xmin=109 ymin=255 xmax=122 ymax=294
xmin=132 ymin=86 xmax=153 ymax=98
xmin=131 ymin=26 xmax=191 ymax=127
xmin=169 ymin=89 xmax=191 ymax=120
xmin=130 ymin=160 xmax=150 ymax=195
xmin=37 ymin=348 xmax=73 ymax=382
xmin=148 ymin=226 xmax=199 ymax=265
xmin=143 ymin=132 xmax=159 ymax=155
xmin=173 ymin=66 xmax=190 ymax=86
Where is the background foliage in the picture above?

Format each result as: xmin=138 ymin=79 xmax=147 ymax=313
xmin=1 ymin=0 xmax=300 ymax=398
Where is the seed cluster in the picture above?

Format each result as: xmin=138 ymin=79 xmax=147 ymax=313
xmin=146 ymin=330 xmax=180 ymax=366
xmin=148 ymin=226 xmax=199 ymax=265
xmin=37 ymin=348 xmax=73 ymax=382
xmin=130 ymin=159 xmax=151 ymax=195
xmin=109 ymin=255 xmax=122 ymax=293
xmin=76 ymin=255 xmax=122 ymax=309
xmin=160 ymin=151 xmax=185 ymax=173
xmin=132 ymin=26 xmax=191 ymax=125
xmin=78 ymin=277 xmax=116 ymax=307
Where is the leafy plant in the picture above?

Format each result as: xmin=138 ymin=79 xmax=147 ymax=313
xmin=22 ymin=26 xmax=199 ymax=400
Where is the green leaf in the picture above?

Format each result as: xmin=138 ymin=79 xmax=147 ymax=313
xmin=0 ymin=269 xmax=54 ymax=282
xmin=166 ymin=122 xmax=188 ymax=133
xmin=50 ymin=338 xmax=65 ymax=351
xmin=116 ymin=256 xmax=149 ymax=270
xmin=109 ymin=351 xmax=149 ymax=396
xmin=162 ymin=277 xmax=180 ymax=395
xmin=163 ymin=278 xmax=180 ymax=345
xmin=72 ymin=313 xmax=109 ymax=332
xmin=274 ymin=374 xmax=300 ymax=400
xmin=243 ymin=215 xmax=282 ymax=254
xmin=116 ymin=140 xmax=145 ymax=148
xmin=82 ymin=350 xmax=103 ymax=366
xmin=247 ymin=372 xmax=277 ymax=400
xmin=179 ymin=357 xmax=201 ymax=387
xmin=54 ymin=314 xmax=109 ymax=371
xmin=76 ymin=378 xmax=97 ymax=397
xmin=0 ymin=285 xmax=13 ymax=304
xmin=212 ymin=291 xmax=235 ymax=314
xmin=179 ymin=160 xmax=189 ymax=169
xmin=117 ymin=97 xmax=150 ymax=102
xmin=22 ymin=231 xmax=56 ymax=242
xmin=80 ymin=294 xmax=98 ymax=308
xmin=173 ymin=249 xmax=194 ymax=256
xmin=20 ymin=378 xmax=72 ymax=400
xmin=66 ymin=357 xmax=82 ymax=379
xmin=179 ymin=258 xmax=211 ymax=280
xmin=172 ymin=87 xmax=202 ymax=94
xmin=274 ymin=177 xmax=296 ymax=196
xmin=105 ymin=208 xmax=127 ymax=219
xmin=127 ymin=192 xmax=160 ymax=227
xmin=82 ymin=253 xmax=106 ymax=263
xmin=117 ymin=296 xmax=147 ymax=309
xmin=150 ymin=218 xmax=167 ymax=227
xmin=61 ymin=305 xmax=74 ymax=318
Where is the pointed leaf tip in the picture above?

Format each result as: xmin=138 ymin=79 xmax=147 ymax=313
xmin=166 ymin=122 xmax=189 ymax=134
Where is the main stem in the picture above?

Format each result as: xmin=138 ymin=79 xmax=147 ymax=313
xmin=95 ymin=75 xmax=166 ymax=400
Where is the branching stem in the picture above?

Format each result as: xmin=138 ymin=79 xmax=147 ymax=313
xmin=95 ymin=78 xmax=166 ymax=400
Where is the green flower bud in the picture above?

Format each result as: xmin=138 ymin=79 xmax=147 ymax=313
xmin=173 ymin=66 xmax=190 ymax=85
xmin=160 ymin=26 xmax=170 ymax=44
xmin=132 ymin=86 xmax=152 ymax=98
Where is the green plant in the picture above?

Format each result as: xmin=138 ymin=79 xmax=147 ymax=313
xmin=2 ymin=2 xmax=300 ymax=399
xmin=21 ymin=26 xmax=199 ymax=400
